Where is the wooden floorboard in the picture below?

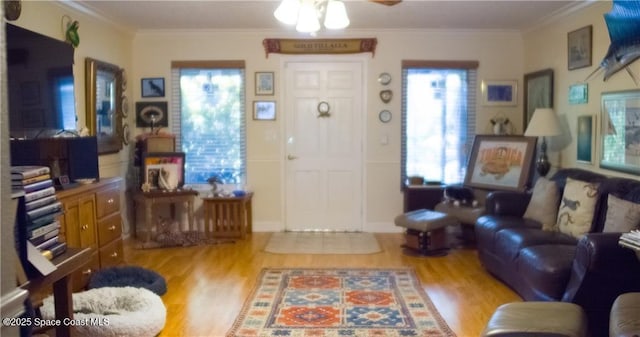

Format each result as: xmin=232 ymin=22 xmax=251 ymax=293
xmin=123 ymin=232 xmax=521 ymax=337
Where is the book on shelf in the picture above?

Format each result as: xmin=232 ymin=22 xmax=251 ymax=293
xmin=26 ymin=213 xmax=61 ymax=231
xmin=11 ymin=166 xmax=50 ymax=180
xmin=41 ymin=241 xmax=67 ymax=260
xmin=26 ymin=201 xmax=62 ymax=221
xmin=24 ymin=195 xmax=58 ymax=212
xmin=35 ymin=236 xmax=59 ymax=251
xmin=21 ymin=179 xmax=54 ymax=194
xmin=24 ymin=186 xmax=56 ymax=203
xmin=11 ymin=173 xmax=51 ymax=187
xmin=29 ymin=228 xmax=60 ymax=246
xmin=28 ymin=220 xmax=60 ymax=240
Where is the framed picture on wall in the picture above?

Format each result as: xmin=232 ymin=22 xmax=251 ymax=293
xmin=141 ymin=77 xmax=165 ymax=97
xmin=255 ymin=72 xmax=274 ymax=95
xmin=253 ymin=101 xmax=276 ymax=120
xmin=600 ymin=90 xmax=640 ymax=174
xmin=568 ymin=25 xmax=592 ymax=70
xmin=577 ymin=115 xmax=594 ymax=164
xmin=523 ymin=69 xmax=554 ymax=132
xmin=481 ymin=80 xmax=517 ymax=106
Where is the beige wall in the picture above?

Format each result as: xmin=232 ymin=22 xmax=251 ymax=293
xmin=523 ymin=0 xmax=640 ymax=179
xmin=132 ymin=29 xmax=524 ymax=232
xmin=17 ymin=1 xmax=621 ymax=234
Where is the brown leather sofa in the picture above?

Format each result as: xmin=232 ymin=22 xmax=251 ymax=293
xmin=475 ymin=168 xmax=640 ymax=337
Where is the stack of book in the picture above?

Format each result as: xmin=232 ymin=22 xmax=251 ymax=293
xmin=619 ymin=230 xmax=640 ymax=252
xmin=11 ymin=165 xmax=67 ymax=260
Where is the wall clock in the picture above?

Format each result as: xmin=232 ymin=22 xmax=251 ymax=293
xmin=379 ymin=110 xmax=392 ymax=123
xmin=380 ymin=90 xmax=393 ymax=103
xmin=378 ymin=72 xmax=392 ymax=85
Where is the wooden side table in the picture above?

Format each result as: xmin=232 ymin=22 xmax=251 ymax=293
xmin=133 ymin=189 xmax=198 ymax=243
xmin=23 ymin=247 xmax=92 ymax=337
xmin=201 ymin=192 xmax=253 ymax=239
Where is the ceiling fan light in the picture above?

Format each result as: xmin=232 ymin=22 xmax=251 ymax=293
xmin=324 ymin=0 xmax=349 ymax=29
xmin=296 ymin=2 xmax=321 ymax=33
xmin=274 ymin=0 xmax=300 ymax=25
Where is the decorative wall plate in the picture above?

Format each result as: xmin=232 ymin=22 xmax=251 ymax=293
xmin=380 ymin=90 xmax=393 ymax=103
xmin=379 ymin=110 xmax=392 ymax=123
xmin=4 ymin=0 xmax=22 ymax=21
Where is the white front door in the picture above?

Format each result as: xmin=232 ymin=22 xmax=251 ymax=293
xmin=284 ymin=60 xmax=364 ymax=231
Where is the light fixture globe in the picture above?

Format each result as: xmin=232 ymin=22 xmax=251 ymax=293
xmin=324 ymin=0 xmax=349 ymax=29
xmin=296 ymin=1 xmax=321 ymax=33
xmin=274 ymin=0 xmax=300 ymax=25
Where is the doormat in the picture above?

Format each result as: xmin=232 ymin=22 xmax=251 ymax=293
xmin=264 ymin=232 xmax=381 ymax=254
xmin=226 ymin=268 xmax=456 ymax=337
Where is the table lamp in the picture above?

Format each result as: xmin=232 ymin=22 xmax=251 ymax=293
xmin=524 ymin=108 xmax=561 ymax=177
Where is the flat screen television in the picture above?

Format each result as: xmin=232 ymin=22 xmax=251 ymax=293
xmin=6 ymin=23 xmax=77 ymax=139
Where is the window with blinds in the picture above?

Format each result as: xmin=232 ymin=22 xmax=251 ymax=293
xmin=170 ymin=61 xmax=246 ymax=184
xmin=401 ymin=60 xmax=478 ymax=187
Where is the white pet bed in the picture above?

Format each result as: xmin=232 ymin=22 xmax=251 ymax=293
xmin=40 ymin=286 xmax=166 ymax=337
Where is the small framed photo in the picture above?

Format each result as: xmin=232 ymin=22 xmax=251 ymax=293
xmin=253 ymin=101 xmax=276 ymax=120
xmin=481 ymin=80 xmax=517 ymax=106
xmin=255 ymin=72 xmax=274 ymax=95
xmin=141 ymin=77 xmax=165 ymax=98
xmin=568 ymin=25 xmax=592 ymax=70
xmin=569 ymin=83 xmax=588 ymax=104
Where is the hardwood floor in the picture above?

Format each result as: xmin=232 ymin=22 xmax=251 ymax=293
xmin=123 ymin=232 xmax=522 ymax=337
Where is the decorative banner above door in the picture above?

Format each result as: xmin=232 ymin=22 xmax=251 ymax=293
xmin=263 ymin=38 xmax=377 ymax=57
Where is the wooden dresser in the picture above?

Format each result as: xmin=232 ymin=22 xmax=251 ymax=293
xmin=55 ymin=177 xmax=124 ymax=291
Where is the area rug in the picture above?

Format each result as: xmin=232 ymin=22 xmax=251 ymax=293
xmin=226 ymin=268 xmax=456 ymax=337
xmin=264 ymin=232 xmax=381 ymax=254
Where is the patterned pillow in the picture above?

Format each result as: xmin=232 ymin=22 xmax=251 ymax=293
xmin=523 ymin=177 xmax=560 ymax=229
xmin=556 ymin=177 xmax=599 ymax=238
xmin=603 ymin=194 xmax=640 ymax=232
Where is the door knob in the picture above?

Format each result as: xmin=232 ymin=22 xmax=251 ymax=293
xmin=287 ymin=155 xmax=298 ymax=160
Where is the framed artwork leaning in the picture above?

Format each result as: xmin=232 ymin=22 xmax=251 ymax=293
xmin=141 ymin=152 xmax=185 ymax=190
xmin=464 ymin=135 xmax=537 ymax=192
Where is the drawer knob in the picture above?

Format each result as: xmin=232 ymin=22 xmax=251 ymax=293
xmin=107 ymin=198 xmax=114 ymax=204
xmin=108 ymin=225 xmax=117 ymax=231
xmin=81 ymin=224 xmax=89 ymax=230
xmin=110 ymin=252 xmax=118 ymax=258
xmin=82 ymin=269 xmax=92 ymax=276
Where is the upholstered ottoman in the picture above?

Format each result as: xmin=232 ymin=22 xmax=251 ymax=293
xmin=610 ymin=292 xmax=640 ymax=337
xmin=394 ymin=209 xmax=459 ymax=255
xmin=481 ymin=302 xmax=588 ymax=337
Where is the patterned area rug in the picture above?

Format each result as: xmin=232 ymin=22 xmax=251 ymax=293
xmin=227 ymin=268 xmax=456 ymax=337
xmin=264 ymin=232 xmax=381 ymax=254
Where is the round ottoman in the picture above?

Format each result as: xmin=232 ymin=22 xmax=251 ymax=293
xmin=40 ymin=286 xmax=166 ymax=337
xmin=88 ymin=266 xmax=167 ymax=296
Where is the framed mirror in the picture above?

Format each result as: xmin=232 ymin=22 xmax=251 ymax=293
xmin=85 ymin=57 xmax=124 ymax=154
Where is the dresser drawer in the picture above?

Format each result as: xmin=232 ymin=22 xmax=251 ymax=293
xmin=99 ymin=239 xmax=123 ymax=268
xmin=96 ymin=186 xmax=120 ymax=218
xmin=72 ymin=252 xmax=100 ymax=292
xmin=97 ymin=212 xmax=122 ymax=246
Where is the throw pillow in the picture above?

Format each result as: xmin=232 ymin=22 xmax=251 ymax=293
xmin=523 ymin=177 xmax=560 ymax=230
xmin=603 ymin=194 xmax=640 ymax=232
xmin=556 ymin=177 xmax=599 ymax=239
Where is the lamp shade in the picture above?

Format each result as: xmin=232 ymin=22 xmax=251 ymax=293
xmin=524 ymin=108 xmax=561 ymax=137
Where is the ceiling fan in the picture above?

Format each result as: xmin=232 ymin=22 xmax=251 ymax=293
xmin=369 ymin=0 xmax=402 ymax=6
